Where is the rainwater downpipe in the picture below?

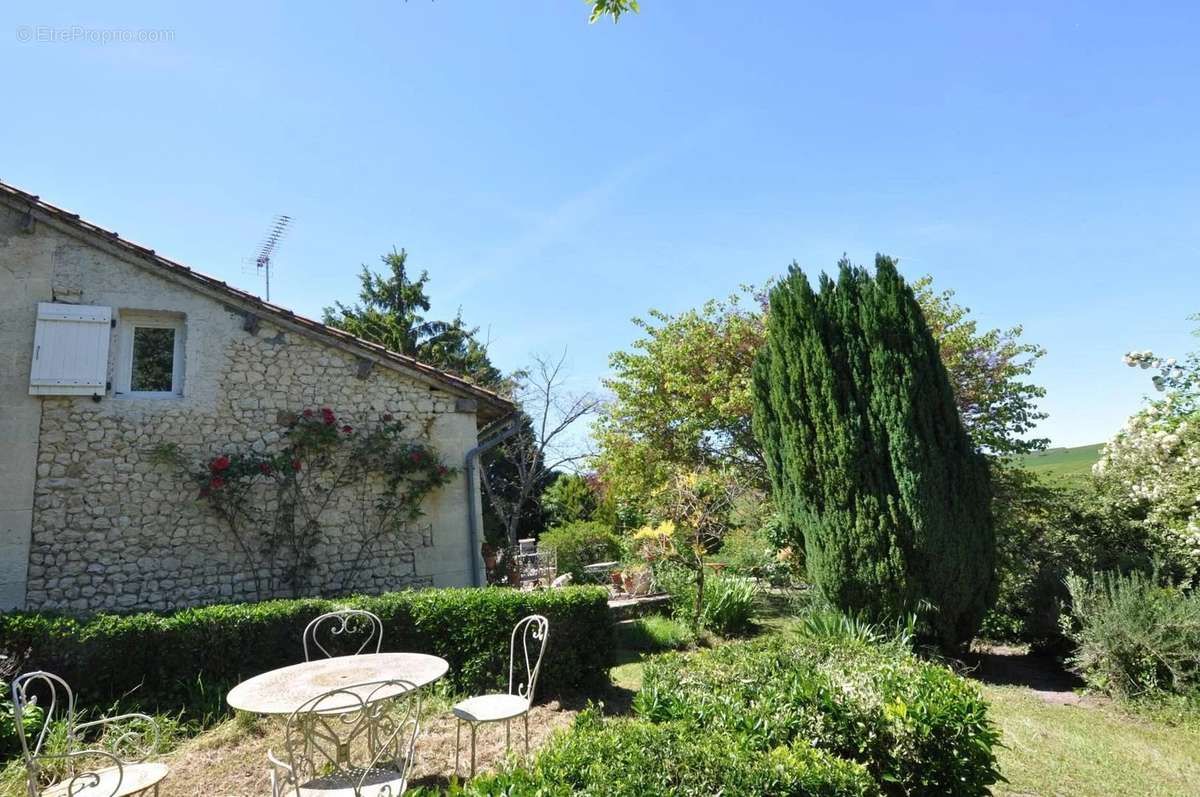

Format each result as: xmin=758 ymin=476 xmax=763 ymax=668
xmin=465 ymin=415 xmax=519 ymax=587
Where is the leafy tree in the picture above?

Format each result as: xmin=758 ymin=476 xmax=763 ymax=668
xmin=322 ymin=248 xmax=505 ymax=390
xmin=594 ymin=290 xmax=767 ymax=516
xmin=751 ymin=256 xmax=995 ymax=649
xmin=912 ymin=277 xmax=1048 ymax=456
xmin=596 ymin=275 xmax=1047 ymax=521
xmin=588 ymin=0 xmax=639 ymax=23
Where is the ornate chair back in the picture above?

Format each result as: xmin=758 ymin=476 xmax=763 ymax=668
xmin=507 ymin=614 xmax=550 ymax=703
xmin=279 ymin=680 xmax=421 ymax=797
xmin=11 ymin=671 xmax=78 ymax=797
xmin=303 ymin=609 xmax=384 ymax=661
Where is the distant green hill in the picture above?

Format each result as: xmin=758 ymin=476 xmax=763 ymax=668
xmin=1017 ymin=443 xmax=1103 ymax=484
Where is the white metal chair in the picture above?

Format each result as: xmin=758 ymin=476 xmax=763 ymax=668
xmin=268 ymin=679 xmax=422 ymax=797
xmin=451 ymin=614 xmax=549 ymax=778
xmin=303 ymin=608 xmax=384 ymax=661
xmin=10 ymin=671 xmax=169 ymax=797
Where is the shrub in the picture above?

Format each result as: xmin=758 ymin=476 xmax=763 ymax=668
xmin=0 ymin=680 xmax=42 ymax=761
xmin=653 ymin=564 xmax=756 ymax=635
xmin=446 ymin=709 xmax=879 ymax=797
xmin=797 ymin=605 xmax=916 ymax=650
xmin=635 ymin=634 xmax=1001 ymax=796
xmin=538 ymin=521 xmax=622 ymax=580
xmin=701 ymin=572 xmax=757 ymax=634
xmin=1063 ymin=569 xmax=1200 ymax=699
xmin=983 ymin=467 xmax=1159 ymax=650
xmin=0 ymin=586 xmax=611 ymax=720
xmin=615 ymin=615 xmax=694 ymax=652
xmin=718 ymin=523 xmax=797 ymax=586
xmin=752 ymin=258 xmax=995 ymax=649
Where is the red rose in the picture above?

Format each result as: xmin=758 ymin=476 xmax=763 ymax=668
xmin=342 ymin=425 xmax=353 ymax=434
xmin=210 ymin=455 xmax=231 ymax=472
xmin=292 ymin=459 xmax=303 ymax=471
xmin=410 ymin=451 xmax=423 ymax=463
xmin=210 ymin=476 xmax=225 ymax=490
xmin=382 ymin=413 xmax=394 ymax=422
xmin=302 ymin=409 xmax=314 ymax=418
xmin=320 ymin=407 xmax=336 ymax=425
xmin=258 ymin=462 xmax=273 ymax=475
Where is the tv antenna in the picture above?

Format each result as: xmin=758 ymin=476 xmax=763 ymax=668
xmin=253 ymin=214 xmax=292 ymax=301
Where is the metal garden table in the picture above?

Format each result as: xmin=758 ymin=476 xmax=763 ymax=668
xmin=226 ymin=652 xmax=449 ymax=716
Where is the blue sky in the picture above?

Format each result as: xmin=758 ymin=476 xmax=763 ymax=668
xmin=3 ymin=1 xmax=1198 ymax=447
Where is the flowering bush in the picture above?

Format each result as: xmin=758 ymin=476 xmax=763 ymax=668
xmin=630 ymin=519 xmax=675 ymax=561
xmin=186 ymin=408 xmax=455 ymax=598
xmin=1093 ymin=333 xmax=1200 ymax=581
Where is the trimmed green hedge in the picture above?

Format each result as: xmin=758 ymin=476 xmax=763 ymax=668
xmin=0 ymin=586 xmax=611 ymax=716
xmin=418 ymin=629 xmax=998 ymax=797
xmin=635 ymin=634 xmax=1001 ymax=797
xmin=431 ymin=709 xmax=878 ymax=797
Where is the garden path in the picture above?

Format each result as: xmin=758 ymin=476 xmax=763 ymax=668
xmin=966 ymin=644 xmax=1097 ymax=707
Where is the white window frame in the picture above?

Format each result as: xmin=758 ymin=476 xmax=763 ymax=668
xmin=114 ymin=312 xmax=186 ymax=399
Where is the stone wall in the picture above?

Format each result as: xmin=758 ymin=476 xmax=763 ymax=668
xmin=3 ymin=201 xmax=487 ymax=612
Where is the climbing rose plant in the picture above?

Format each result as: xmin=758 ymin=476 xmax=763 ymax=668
xmin=1093 ymin=330 xmax=1200 ymax=582
xmin=193 ymin=407 xmax=455 ymax=598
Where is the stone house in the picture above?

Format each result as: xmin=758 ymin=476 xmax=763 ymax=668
xmin=0 ymin=181 xmax=514 ymax=612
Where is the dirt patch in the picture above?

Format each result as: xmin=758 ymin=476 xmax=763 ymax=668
xmin=160 ymin=702 xmax=577 ymax=796
xmin=408 ymin=702 xmax=577 ymax=790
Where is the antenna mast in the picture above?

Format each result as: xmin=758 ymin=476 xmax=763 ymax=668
xmin=254 ymin=214 xmax=292 ymax=301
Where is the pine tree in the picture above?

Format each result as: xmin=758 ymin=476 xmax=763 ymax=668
xmin=752 ymin=255 xmax=995 ymax=648
xmin=322 ymin=248 xmax=506 ymax=390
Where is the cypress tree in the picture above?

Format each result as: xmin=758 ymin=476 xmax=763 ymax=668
xmin=752 ymin=255 xmax=995 ymax=648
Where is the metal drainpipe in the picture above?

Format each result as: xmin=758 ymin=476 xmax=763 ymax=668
xmin=465 ymin=415 xmax=519 ymax=587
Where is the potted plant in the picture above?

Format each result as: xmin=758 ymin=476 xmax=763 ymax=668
xmin=622 ymin=564 xmax=654 ymax=596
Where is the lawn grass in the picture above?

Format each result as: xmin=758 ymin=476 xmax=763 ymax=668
xmin=1017 ymin=443 xmax=1103 ymax=485
xmin=984 ymin=684 xmax=1200 ymax=797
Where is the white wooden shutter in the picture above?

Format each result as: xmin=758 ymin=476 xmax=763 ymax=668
xmin=29 ymin=303 xmax=112 ymax=396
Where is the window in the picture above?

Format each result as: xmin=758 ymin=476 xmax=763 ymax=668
xmin=115 ymin=313 xmax=185 ymax=398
